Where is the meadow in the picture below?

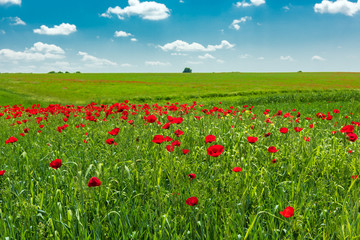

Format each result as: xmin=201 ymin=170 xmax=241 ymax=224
xmin=1 ymin=72 xmax=360 ymax=239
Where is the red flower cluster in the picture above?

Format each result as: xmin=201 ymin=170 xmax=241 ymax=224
xmin=5 ymin=136 xmax=17 ymax=144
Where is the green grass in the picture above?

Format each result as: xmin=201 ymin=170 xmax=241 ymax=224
xmin=1 ymin=72 xmax=360 ymax=106
xmin=1 ymin=99 xmax=360 ymax=239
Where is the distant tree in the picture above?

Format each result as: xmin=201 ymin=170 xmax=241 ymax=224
xmin=298 ymin=70 xmax=302 ymax=73
xmin=58 ymin=71 xmax=63 ymax=74
xmin=48 ymin=71 xmax=56 ymax=74
xmin=65 ymin=71 xmax=70 ymax=74
xmin=183 ymin=67 xmax=192 ymax=73
xmin=75 ymin=71 xmax=81 ymax=74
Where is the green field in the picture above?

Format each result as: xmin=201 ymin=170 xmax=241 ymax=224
xmin=1 ymin=72 xmax=360 ymax=106
xmin=1 ymin=72 xmax=360 ymax=239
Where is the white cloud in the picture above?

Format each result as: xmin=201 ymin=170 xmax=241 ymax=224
xmin=179 ymin=0 xmax=184 ymax=3
xmin=283 ymin=6 xmax=290 ymax=11
xmin=78 ymin=51 xmax=117 ymax=66
xmin=239 ymin=54 xmax=251 ymax=59
xmin=130 ymin=38 xmax=138 ymax=42
xmin=145 ymin=61 xmax=171 ymax=66
xmin=185 ymin=61 xmax=203 ymax=65
xmin=312 ymin=55 xmax=326 ymax=61
xmin=236 ymin=0 xmax=265 ymax=7
xmin=101 ymin=0 xmax=170 ymax=21
xmin=216 ymin=59 xmax=225 ymax=63
xmin=230 ymin=16 xmax=252 ymax=30
xmin=29 ymin=42 xmax=65 ymax=54
xmin=314 ymin=0 xmax=360 ymax=16
xmin=0 ymin=0 xmax=21 ymax=5
xmin=121 ymin=63 xmax=133 ymax=67
xmin=0 ymin=30 xmax=5 ymax=34
xmin=159 ymin=40 xmax=234 ymax=52
xmin=8 ymin=17 xmax=26 ymax=25
xmin=171 ymin=53 xmax=188 ymax=56
xmin=114 ymin=30 xmax=132 ymax=37
xmin=280 ymin=56 xmax=294 ymax=61
xmin=0 ymin=42 xmax=65 ymax=61
xmin=198 ymin=53 xmax=215 ymax=59
xmin=33 ymin=23 xmax=77 ymax=35
xmin=258 ymin=56 xmax=265 ymax=60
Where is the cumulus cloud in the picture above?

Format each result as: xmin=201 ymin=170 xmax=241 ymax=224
xmin=114 ymin=30 xmax=132 ymax=37
xmin=314 ymin=0 xmax=360 ymax=16
xmin=33 ymin=23 xmax=77 ymax=35
xmin=7 ymin=16 xmax=26 ymax=25
xmin=258 ymin=56 xmax=265 ymax=60
xmin=236 ymin=0 xmax=265 ymax=7
xmin=0 ymin=0 xmax=21 ymax=5
xmin=101 ymin=0 xmax=170 ymax=21
xmin=145 ymin=61 xmax=171 ymax=66
xmin=130 ymin=38 xmax=138 ymax=42
xmin=280 ymin=56 xmax=294 ymax=61
xmin=230 ymin=16 xmax=251 ymax=30
xmin=198 ymin=53 xmax=215 ymax=59
xmin=159 ymin=40 xmax=234 ymax=52
xmin=78 ymin=51 xmax=117 ymax=66
xmin=312 ymin=55 xmax=326 ymax=61
xmin=239 ymin=54 xmax=251 ymax=59
xmin=0 ymin=42 xmax=65 ymax=61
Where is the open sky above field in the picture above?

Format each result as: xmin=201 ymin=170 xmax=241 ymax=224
xmin=0 ymin=0 xmax=360 ymax=73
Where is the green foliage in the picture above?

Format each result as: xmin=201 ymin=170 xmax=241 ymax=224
xmin=0 ymin=72 xmax=360 ymax=106
xmin=183 ymin=67 xmax=192 ymax=73
xmin=0 ymin=100 xmax=359 ymax=239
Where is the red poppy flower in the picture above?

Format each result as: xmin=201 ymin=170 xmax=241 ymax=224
xmin=294 ymin=127 xmax=303 ymax=132
xmin=247 ymin=136 xmax=258 ymax=143
xmin=182 ymin=149 xmax=189 ymax=155
xmin=264 ymin=132 xmax=271 ymax=137
xmin=280 ymin=128 xmax=288 ymax=134
xmin=88 ymin=177 xmax=102 ymax=187
xmin=20 ymin=133 xmax=25 ymax=137
xmin=5 ymin=136 xmax=17 ymax=144
xmin=341 ymin=125 xmax=355 ymax=134
xmin=84 ymin=139 xmax=89 ymax=143
xmin=172 ymin=140 xmax=181 ymax=147
xmin=304 ymin=136 xmax=311 ymax=142
xmin=106 ymin=138 xmax=117 ymax=145
xmin=309 ymin=124 xmax=314 ymax=128
xmin=49 ymin=159 xmax=62 ymax=169
xmin=205 ymin=135 xmax=216 ymax=144
xmin=352 ymin=175 xmax=358 ymax=180
xmin=173 ymin=117 xmax=183 ymax=124
xmin=164 ymin=136 xmax=173 ymax=142
xmin=23 ymin=128 xmax=29 ymax=133
xmin=185 ymin=197 xmax=198 ymax=206
xmin=39 ymin=124 xmax=44 ymax=128
xmin=63 ymin=118 xmax=68 ymax=122
xmin=0 ymin=170 xmax=5 ymax=175
xmin=188 ymin=173 xmax=196 ymax=179
xmin=232 ymin=167 xmax=242 ymax=172
xmin=331 ymin=131 xmax=337 ymax=134
xmin=166 ymin=145 xmax=174 ymax=152
xmin=174 ymin=129 xmax=184 ymax=137
xmin=268 ymin=146 xmax=279 ymax=153
xmin=207 ymin=145 xmax=224 ymax=157
xmin=108 ymin=128 xmax=120 ymax=136
xmin=333 ymin=109 xmax=339 ymax=113
xmin=152 ymin=135 xmax=164 ymax=144
xmin=280 ymin=206 xmax=294 ymax=218
xmin=272 ymin=159 xmax=277 ymax=163
xmin=347 ymin=133 xmax=358 ymax=142
xmin=146 ymin=115 xmax=157 ymax=123
xmin=162 ymin=122 xmax=171 ymax=129
xmin=347 ymin=149 xmax=352 ymax=154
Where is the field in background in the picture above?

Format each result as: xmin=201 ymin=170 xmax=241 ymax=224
xmin=0 ymin=72 xmax=360 ymax=106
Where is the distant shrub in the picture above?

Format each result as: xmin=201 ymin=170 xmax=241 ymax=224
xmin=48 ymin=71 xmax=56 ymax=74
xmin=65 ymin=71 xmax=70 ymax=74
xmin=298 ymin=71 xmax=302 ymax=73
xmin=58 ymin=71 xmax=63 ymax=74
xmin=76 ymin=71 xmax=81 ymax=74
xmin=183 ymin=67 xmax=192 ymax=73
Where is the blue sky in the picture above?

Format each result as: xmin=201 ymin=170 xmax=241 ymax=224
xmin=0 ymin=0 xmax=359 ymax=73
